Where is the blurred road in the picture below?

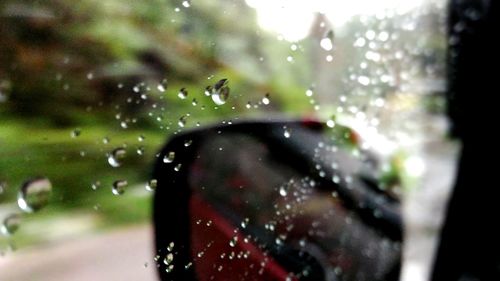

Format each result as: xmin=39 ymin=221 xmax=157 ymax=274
xmin=0 ymin=225 xmax=157 ymax=281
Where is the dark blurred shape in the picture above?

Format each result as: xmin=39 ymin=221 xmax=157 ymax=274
xmin=153 ymin=119 xmax=402 ymax=281
xmin=432 ymin=0 xmax=500 ymax=280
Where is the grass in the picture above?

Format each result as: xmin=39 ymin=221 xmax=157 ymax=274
xmin=0 ymin=118 xmax=166 ymax=248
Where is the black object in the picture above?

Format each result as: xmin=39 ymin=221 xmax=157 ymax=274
xmin=432 ymin=0 xmax=500 ymax=280
xmin=153 ymin=119 xmax=402 ymax=281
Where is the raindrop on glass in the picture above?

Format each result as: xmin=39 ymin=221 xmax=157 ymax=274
xmin=178 ymin=115 xmax=188 ymax=127
xmin=241 ymin=218 xmax=249 ymax=229
xmin=283 ymin=126 xmax=291 ymax=138
xmin=163 ymin=152 xmax=175 ymax=163
xmin=157 ymin=79 xmax=167 ymax=92
xmin=17 ymin=177 xmax=52 ymax=213
xmin=262 ymin=94 xmax=270 ymax=105
xmin=174 ymin=164 xmax=182 ymax=172
xmin=184 ymin=139 xmax=192 ymax=147
xmin=320 ymin=30 xmax=335 ymax=51
xmin=137 ymin=146 xmax=145 ymax=155
xmin=146 ymin=179 xmax=157 ymax=191
xmin=167 ymin=241 xmax=175 ymax=251
xmin=211 ymin=79 xmax=230 ymax=106
xmin=108 ymin=147 xmax=126 ymax=167
xmin=91 ymin=181 xmax=101 ymax=190
xmin=71 ymin=128 xmax=81 ymax=138
xmin=0 ymin=181 xmax=7 ymax=194
xmin=275 ymin=237 xmax=284 ymax=246
xmin=326 ymin=119 xmax=335 ymax=128
xmin=204 ymin=86 xmax=212 ymax=97
xmin=164 ymin=253 xmax=174 ymax=265
xmin=112 ymin=180 xmax=127 ymax=195
xmin=229 ymin=236 xmax=238 ymax=247
xmin=178 ymin=88 xmax=188 ymax=100
xmin=1 ymin=214 xmax=21 ymax=236
xmin=279 ymin=186 xmax=287 ymax=197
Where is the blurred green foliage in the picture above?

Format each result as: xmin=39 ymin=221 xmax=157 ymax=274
xmin=0 ymin=0 xmax=446 ymax=249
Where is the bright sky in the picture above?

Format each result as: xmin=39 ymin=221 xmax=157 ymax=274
xmin=245 ymin=0 xmax=427 ymax=41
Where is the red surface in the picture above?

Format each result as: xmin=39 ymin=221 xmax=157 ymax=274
xmin=190 ymin=193 xmax=295 ymax=281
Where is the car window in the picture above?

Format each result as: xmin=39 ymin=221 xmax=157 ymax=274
xmin=0 ymin=0 xmax=457 ymax=281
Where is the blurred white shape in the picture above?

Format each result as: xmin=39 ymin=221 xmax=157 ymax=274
xmin=245 ymin=0 xmax=424 ymax=41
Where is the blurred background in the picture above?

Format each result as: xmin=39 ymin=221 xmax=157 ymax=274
xmin=0 ymin=0 xmax=456 ymax=280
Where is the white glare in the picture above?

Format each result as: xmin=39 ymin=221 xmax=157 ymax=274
xmin=404 ymin=156 xmax=426 ymax=177
xmin=245 ymin=0 xmax=424 ymax=41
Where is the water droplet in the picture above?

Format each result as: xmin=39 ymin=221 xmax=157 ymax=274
xmin=163 ymin=152 xmax=175 ymax=163
xmin=332 ymin=175 xmax=340 ymax=184
xmin=108 ymin=147 xmax=126 ymax=167
xmin=146 ymin=179 xmax=157 ymax=191
xmin=182 ymin=0 xmax=190 ymax=8
xmin=279 ymin=186 xmax=287 ymax=197
xmin=174 ymin=164 xmax=182 ymax=172
xmin=320 ymin=30 xmax=335 ymax=51
xmin=262 ymin=94 xmax=270 ymax=105
xmin=138 ymin=135 xmax=145 ymax=142
xmin=137 ymin=146 xmax=145 ymax=155
xmin=185 ymin=262 xmax=192 ymax=269
xmin=204 ymin=86 xmax=212 ymax=97
xmin=91 ymin=181 xmax=101 ymax=190
xmin=357 ymin=76 xmax=370 ymax=86
xmin=275 ymin=237 xmax=283 ymax=246
xmin=167 ymin=242 xmax=175 ymax=251
xmin=102 ymin=137 xmax=110 ymax=144
xmin=1 ymin=214 xmax=21 ymax=235
xmin=299 ymin=238 xmax=306 ymax=247
xmin=178 ymin=115 xmax=188 ymax=127
xmin=112 ymin=180 xmax=127 ymax=195
xmin=305 ymin=88 xmax=314 ymax=97
xmin=166 ymin=264 xmax=174 ymax=273
xmin=283 ymin=126 xmax=291 ymax=138
xmin=157 ymin=79 xmax=167 ymax=92
xmin=191 ymin=98 xmax=198 ymax=106
xmin=17 ymin=177 xmax=52 ymax=213
xmin=229 ymin=236 xmax=238 ymax=247
xmin=211 ymin=79 xmax=230 ymax=106
xmin=164 ymin=253 xmax=174 ymax=265
xmin=326 ymin=119 xmax=335 ymax=128
xmin=0 ymin=181 xmax=6 ymax=194
xmin=178 ymin=88 xmax=188 ymax=100
xmin=71 ymin=128 xmax=81 ymax=138
xmin=241 ymin=218 xmax=249 ymax=229
xmin=184 ymin=139 xmax=192 ymax=147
